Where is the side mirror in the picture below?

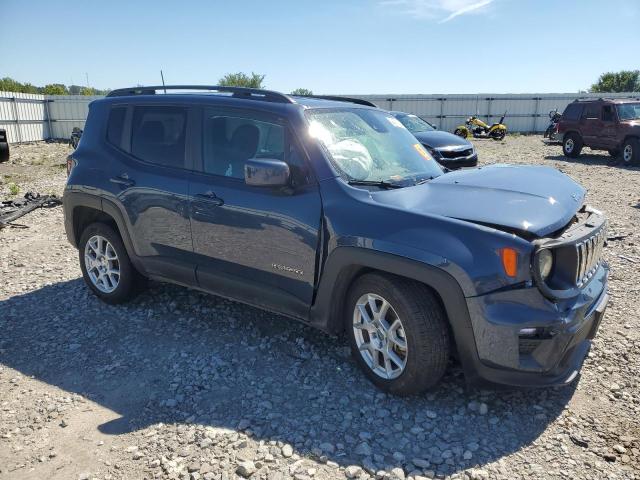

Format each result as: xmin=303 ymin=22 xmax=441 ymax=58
xmin=244 ymin=158 xmax=290 ymax=187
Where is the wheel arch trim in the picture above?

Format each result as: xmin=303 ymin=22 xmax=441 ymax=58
xmin=309 ymin=246 xmax=480 ymax=377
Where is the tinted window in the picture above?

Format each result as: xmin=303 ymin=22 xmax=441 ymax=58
xmin=562 ymin=103 xmax=582 ymax=121
xmin=602 ymin=105 xmax=615 ymax=122
xmin=131 ymin=106 xmax=187 ymax=168
xmin=106 ymin=107 xmax=127 ymax=148
xmin=584 ymin=105 xmax=600 ymax=119
xmin=203 ymin=114 xmax=285 ymax=178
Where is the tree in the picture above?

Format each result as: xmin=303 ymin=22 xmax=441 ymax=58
xmin=218 ymin=72 xmax=265 ymax=88
xmin=291 ymin=88 xmax=313 ymax=96
xmin=42 ymin=83 xmax=69 ymax=95
xmin=590 ymin=70 xmax=640 ymax=93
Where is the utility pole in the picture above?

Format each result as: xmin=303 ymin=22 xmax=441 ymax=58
xmin=160 ymin=70 xmax=166 ymax=93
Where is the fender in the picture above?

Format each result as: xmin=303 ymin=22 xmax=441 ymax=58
xmin=309 ymin=246 xmax=481 ymax=379
xmin=100 ymin=197 xmax=148 ymax=275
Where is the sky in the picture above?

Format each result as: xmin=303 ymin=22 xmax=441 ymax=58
xmin=1 ymin=0 xmax=639 ymax=94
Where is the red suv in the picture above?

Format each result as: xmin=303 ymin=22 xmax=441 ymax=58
xmin=558 ymin=98 xmax=640 ymax=165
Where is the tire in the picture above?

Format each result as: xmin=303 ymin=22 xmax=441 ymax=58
xmin=621 ymin=138 xmax=640 ymax=166
xmin=563 ymin=133 xmax=583 ymax=158
xmin=0 ymin=142 xmax=9 ymax=163
xmin=79 ymin=222 xmax=146 ymax=304
xmin=454 ymin=128 xmax=468 ymax=139
xmin=345 ymin=273 xmax=450 ymax=395
xmin=492 ymin=129 xmax=506 ymax=141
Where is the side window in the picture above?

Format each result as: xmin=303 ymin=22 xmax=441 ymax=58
xmin=106 ymin=107 xmax=127 ymax=149
xmin=602 ymin=105 xmax=615 ymax=122
xmin=203 ymin=114 xmax=285 ymax=178
xmin=130 ymin=106 xmax=187 ymax=168
xmin=562 ymin=104 xmax=582 ymax=121
xmin=584 ymin=105 xmax=600 ymax=120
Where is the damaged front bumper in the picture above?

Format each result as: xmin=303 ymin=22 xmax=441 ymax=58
xmin=463 ymin=262 xmax=609 ymax=387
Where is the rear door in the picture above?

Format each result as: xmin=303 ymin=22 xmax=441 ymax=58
xmin=103 ymin=103 xmax=196 ymax=285
xmin=188 ymin=107 xmax=322 ymax=319
xmin=600 ymin=104 xmax=618 ymax=149
xmin=580 ymin=103 xmax=602 ymax=147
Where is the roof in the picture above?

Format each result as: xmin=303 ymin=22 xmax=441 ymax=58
xmin=104 ymin=85 xmax=378 ymax=110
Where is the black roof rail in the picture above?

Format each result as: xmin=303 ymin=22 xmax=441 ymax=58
xmin=106 ymin=85 xmax=294 ymax=104
xmin=297 ymin=95 xmax=378 ymax=108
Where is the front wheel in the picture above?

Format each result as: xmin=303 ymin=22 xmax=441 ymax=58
xmin=454 ymin=128 xmax=468 ymax=139
xmin=79 ymin=222 xmax=146 ymax=304
xmin=346 ymin=273 xmax=450 ymax=395
xmin=621 ymin=138 xmax=639 ymax=166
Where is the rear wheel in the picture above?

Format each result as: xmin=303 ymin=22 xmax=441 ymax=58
xmin=621 ymin=138 xmax=639 ymax=166
xmin=79 ymin=222 xmax=146 ymax=304
xmin=563 ymin=133 xmax=583 ymax=158
xmin=346 ymin=273 xmax=450 ymax=395
xmin=492 ymin=129 xmax=506 ymax=141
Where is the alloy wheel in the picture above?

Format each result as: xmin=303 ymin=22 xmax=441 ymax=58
xmin=353 ymin=293 xmax=408 ymax=379
xmin=565 ymin=138 xmax=574 ymax=153
xmin=84 ymin=235 xmax=120 ymax=293
xmin=623 ymin=144 xmax=633 ymax=164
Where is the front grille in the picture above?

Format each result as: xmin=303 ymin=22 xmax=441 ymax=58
xmin=438 ymin=148 xmax=473 ymax=159
xmin=575 ymin=227 xmax=606 ymax=287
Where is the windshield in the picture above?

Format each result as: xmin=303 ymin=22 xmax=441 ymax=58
xmin=617 ymin=103 xmax=640 ymax=121
xmin=395 ymin=114 xmax=435 ymax=133
xmin=306 ymin=108 xmax=443 ymax=184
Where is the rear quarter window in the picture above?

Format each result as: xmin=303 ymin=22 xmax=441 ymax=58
xmin=562 ymin=103 xmax=583 ymax=121
xmin=106 ymin=107 xmax=127 ymax=149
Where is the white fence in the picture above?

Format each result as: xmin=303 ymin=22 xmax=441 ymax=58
xmin=355 ymin=92 xmax=640 ymax=133
xmin=0 ymin=91 xmax=102 ymax=143
xmin=1 ymin=90 xmax=639 ymax=143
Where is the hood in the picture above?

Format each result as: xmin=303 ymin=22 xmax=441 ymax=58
xmin=413 ymin=130 xmax=472 ymax=149
xmin=373 ymin=164 xmax=586 ymax=237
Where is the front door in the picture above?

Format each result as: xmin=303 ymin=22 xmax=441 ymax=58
xmin=188 ymin=108 xmax=322 ymax=319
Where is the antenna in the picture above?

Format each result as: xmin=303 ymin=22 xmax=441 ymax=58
xmin=160 ymin=70 xmax=166 ymax=94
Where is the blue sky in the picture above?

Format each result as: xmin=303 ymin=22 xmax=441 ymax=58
xmin=2 ymin=0 xmax=638 ymax=94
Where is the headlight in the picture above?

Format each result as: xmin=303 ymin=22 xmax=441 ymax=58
xmin=536 ymin=249 xmax=554 ymax=280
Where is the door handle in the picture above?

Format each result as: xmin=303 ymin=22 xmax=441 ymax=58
xmin=195 ymin=191 xmax=224 ymax=206
xmin=110 ymin=174 xmax=135 ymax=188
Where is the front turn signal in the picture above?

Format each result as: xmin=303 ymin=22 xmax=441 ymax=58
xmin=499 ymin=247 xmax=518 ymax=278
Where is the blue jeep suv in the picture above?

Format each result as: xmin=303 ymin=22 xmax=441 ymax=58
xmin=63 ymin=86 xmax=609 ymax=395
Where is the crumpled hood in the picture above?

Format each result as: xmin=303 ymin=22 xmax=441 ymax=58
xmin=373 ymin=164 xmax=586 ymax=237
xmin=413 ymin=130 xmax=472 ymax=149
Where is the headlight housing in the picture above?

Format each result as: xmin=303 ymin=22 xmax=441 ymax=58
xmin=536 ymin=249 xmax=554 ymax=281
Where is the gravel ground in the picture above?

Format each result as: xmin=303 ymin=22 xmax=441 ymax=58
xmin=1 ymin=137 xmax=639 ymax=480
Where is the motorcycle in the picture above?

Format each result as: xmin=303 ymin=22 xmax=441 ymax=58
xmin=543 ymin=109 xmax=562 ymax=144
xmin=69 ymin=127 xmax=83 ymax=149
xmin=454 ymin=112 xmax=507 ymax=141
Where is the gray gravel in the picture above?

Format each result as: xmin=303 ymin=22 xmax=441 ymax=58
xmin=1 ymin=137 xmax=639 ymax=479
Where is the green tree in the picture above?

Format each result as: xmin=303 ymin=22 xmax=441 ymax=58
xmin=218 ymin=72 xmax=265 ymax=88
xmin=291 ymin=88 xmax=313 ymax=96
xmin=0 ymin=77 xmax=27 ymax=93
xmin=42 ymin=83 xmax=69 ymax=95
xmin=590 ymin=70 xmax=640 ymax=93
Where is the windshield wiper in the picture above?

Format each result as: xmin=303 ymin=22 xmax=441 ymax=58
xmin=347 ymin=179 xmax=404 ymax=189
